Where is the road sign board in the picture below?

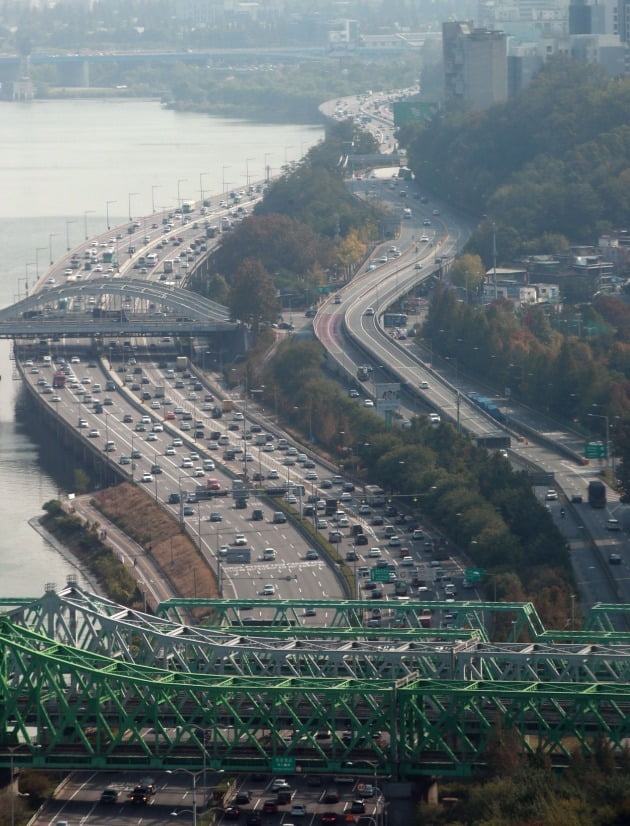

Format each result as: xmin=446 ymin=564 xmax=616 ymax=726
xmin=370 ymin=567 xmax=391 ymax=582
xmin=271 ymin=756 xmax=296 ymax=773
xmin=465 ymin=568 xmax=485 ymax=582
xmin=584 ymin=441 xmax=607 ymax=459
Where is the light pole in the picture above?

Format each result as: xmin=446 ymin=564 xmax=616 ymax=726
xmin=263 ymin=152 xmax=272 ymax=182
xmin=177 ymin=178 xmax=187 ymax=214
xmin=222 ymin=165 xmax=231 ymax=193
xmin=283 ymin=145 xmax=294 ymax=165
xmin=167 ymin=769 xmax=203 ymax=826
xmin=83 ymin=209 xmax=95 ymax=240
xmin=24 ymin=263 xmax=34 ymax=295
xmin=65 ymin=220 xmax=77 ymax=251
xmin=587 ymin=411 xmax=611 ymax=469
xmin=245 ymin=157 xmax=255 ymax=187
xmin=128 ymin=191 xmax=138 ymax=222
xmin=48 ymin=233 xmax=57 ymax=265
xmin=106 ymin=200 xmax=117 ymax=230
xmin=35 ymin=246 xmax=47 ymax=278
xmin=199 ymin=172 xmax=210 ymax=204
xmin=150 ymin=185 xmax=161 ymax=214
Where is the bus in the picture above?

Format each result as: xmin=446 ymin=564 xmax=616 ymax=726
xmin=52 ymin=372 xmax=66 ymax=389
xmin=364 ymin=485 xmax=385 ymax=507
xmin=587 ymin=480 xmax=606 ymax=508
xmin=383 ymin=313 xmax=408 ymax=329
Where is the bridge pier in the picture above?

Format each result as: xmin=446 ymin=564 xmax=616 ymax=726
xmin=57 ymin=60 xmax=90 ymax=88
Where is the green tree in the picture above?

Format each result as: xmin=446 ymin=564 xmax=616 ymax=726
xmin=448 ymin=253 xmax=485 ymax=293
xmin=228 ymin=258 xmax=279 ymax=332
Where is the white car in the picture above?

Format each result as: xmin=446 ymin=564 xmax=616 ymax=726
xmin=262 ymin=583 xmax=275 ymax=596
xmin=420 ymin=380 xmax=429 ymax=389
xmin=165 ymin=447 xmax=176 ymax=456
xmin=304 ymin=470 xmax=318 ymax=480
xmin=363 ymin=399 xmax=374 ymax=408
xmin=181 ymin=457 xmax=193 ymax=468
xmin=233 ymin=533 xmax=247 ymax=546
xmin=193 ymin=467 xmax=205 ymax=477
xmin=141 ymin=473 xmax=153 ymax=483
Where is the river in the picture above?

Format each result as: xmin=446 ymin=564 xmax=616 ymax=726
xmin=0 ymin=97 xmax=322 ymax=597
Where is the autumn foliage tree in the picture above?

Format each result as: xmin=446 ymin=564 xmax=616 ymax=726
xmin=227 ymin=258 xmax=279 ymax=332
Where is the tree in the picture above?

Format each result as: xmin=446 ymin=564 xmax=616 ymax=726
xmin=228 ymin=258 xmax=279 ymax=332
xmin=449 ymin=253 xmax=485 ymax=293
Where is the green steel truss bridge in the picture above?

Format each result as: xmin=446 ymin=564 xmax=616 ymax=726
xmin=2 ymin=583 xmax=630 ymax=779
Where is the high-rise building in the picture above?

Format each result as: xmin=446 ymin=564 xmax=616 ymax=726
xmin=442 ymin=22 xmax=508 ymax=112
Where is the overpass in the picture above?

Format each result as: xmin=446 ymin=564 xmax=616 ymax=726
xmin=0 ymin=278 xmax=238 ymax=339
xmin=1 ymin=582 xmax=630 ymax=779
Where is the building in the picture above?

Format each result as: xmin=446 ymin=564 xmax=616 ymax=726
xmin=442 ymin=22 xmax=508 ymax=112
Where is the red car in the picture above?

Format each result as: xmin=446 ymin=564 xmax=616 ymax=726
xmin=321 ymin=814 xmax=339 ymax=824
xmin=262 ymin=800 xmax=278 ymax=814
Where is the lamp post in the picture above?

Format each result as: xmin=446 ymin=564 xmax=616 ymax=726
xmin=35 ymin=246 xmax=47 ymax=278
xmin=199 ymin=172 xmax=210 ymax=204
xmin=283 ymin=145 xmax=294 ymax=165
xmin=151 ymin=185 xmax=161 ymax=214
xmin=128 ymin=192 xmax=138 ymax=222
xmin=222 ymin=166 xmax=231 ymax=194
xmin=24 ymin=263 xmax=34 ymax=295
xmin=177 ymin=178 xmax=188 ymax=214
xmin=106 ymin=200 xmax=116 ymax=230
xmin=245 ymin=157 xmax=255 ymax=187
xmin=65 ymin=220 xmax=77 ymax=251
xmin=587 ymin=411 xmax=611 ymax=469
xmin=263 ymin=152 xmax=272 ymax=182
xmin=167 ymin=769 xmax=203 ymax=826
xmin=48 ymin=233 xmax=57 ymax=265
xmin=83 ymin=210 xmax=96 ymax=240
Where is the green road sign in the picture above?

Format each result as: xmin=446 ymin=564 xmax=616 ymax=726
xmin=371 ymin=567 xmax=391 ymax=582
xmin=465 ymin=568 xmax=485 ymax=582
xmin=271 ymin=756 xmax=296 ymax=773
xmin=584 ymin=441 xmax=607 ymax=459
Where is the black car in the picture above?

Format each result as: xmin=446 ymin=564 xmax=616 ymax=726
xmin=355 ymin=534 xmax=368 ymax=546
xmin=129 ymin=786 xmax=150 ymax=805
xmin=100 ymin=788 xmax=118 ymax=804
xmin=234 ymin=790 xmax=252 ymax=805
xmin=246 ymin=813 xmax=263 ymax=826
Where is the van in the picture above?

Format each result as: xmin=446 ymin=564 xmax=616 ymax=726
xmin=277 ymin=438 xmax=288 ymax=450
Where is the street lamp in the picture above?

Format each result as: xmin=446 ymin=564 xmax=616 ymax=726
xmin=83 ymin=210 xmax=95 ymax=240
xmin=199 ymin=172 xmax=210 ymax=204
xmin=263 ymin=152 xmax=273 ymax=182
xmin=222 ymin=166 xmax=231 ymax=193
xmin=35 ymin=246 xmax=47 ymax=278
xmin=177 ymin=178 xmax=188 ymax=214
xmin=65 ymin=220 xmax=77 ymax=251
xmin=106 ymin=200 xmax=117 ymax=230
xmin=150 ymin=184 xmax=161 ymax=214
xmin=245 ymin=157 xmax=255 ymax=187
xmin=166 ymin=768 xmax=204 ymax=826
xmin=48 ymin=233 xmax=57 ymax=265
xmin=128 ymin=191 xmax=139 ymax=222
xmin=283 ymin=145 xmax=294 ymax=165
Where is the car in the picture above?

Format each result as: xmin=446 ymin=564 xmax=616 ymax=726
xmin=323 ymin=790 xmax=340 ymax=804
xmin=320 ymin=814 xmax=339 ymax=824
xmin=88 ymin=429 xmax=100 ymax=438
xmin=363 ymin=399 xmax=374 ymax=408
xmin=358 ymin=783 xmax=375 ymax=798
xmin=273 ymin=511 xmax=287 ymax=524
xmin=193 ymin=467 xmax=205 ymax=477
xmin=141 ymin=472 xmax=153 ymax=483
xmin=268 ymin=469 xmax=280 ymax=480
xmin=165 ymin=446 xmax=176 ymax=456
xmin=358 ymin=504 xmax=372 ymax=515
xmin=262 ymin=584 xmax=275 ymax=596
xmin=419 ymin=380 xmax=429 ymax=389
xmin=100 ymin=788 xmax=119 ymax=804
xmin=181 ymin=458 xmax=194 ymax=468
xmin=270 ymin=778 xmax=291 ymax=792
xmin=118 ymin=456 xmax=131 ymax=466
xmin=234 ymin=790 xmax=252 ymax=805
xmin=172 ymin=437 xmax=183 ymax=446
xmin=146 ymin=433 xmax=158 ymax=441
xmin=305 ymin=470 xmax=318 ymax=480
xmin=246 ymin=814 xmax=263 ymax=826
xmin=348 ymin=389 xmax=360 ymax=398
xmin=348 ymin=800 xmax=365 ymax=814
xmin=223 ymin=806 xmax=241 ymax=821
xmin=262 ymin=800 xmax=278 ymax=814
xmin=233 ymin=533 xmax=247 ymax=545
xmin=607 ymin=518 xmax=621 ymax=531
xmin=129 ymin=786 xmax=151 ymax=805
xmin=77 ymin=418 xmax=88 ymax=428
xmin=367 ymin=547 xmax=382 ymax=558
xmin=316 ymin=519 xmax=328 ymax=529
xmin=609 ymin=552 xmax=622 ymax=565
xmin=545 ymin=489 xmax=559 ymax=501
xmin=305 ymin=549 xmax=319 ymax=560
xmin=290 ymin=803 xmax=307 ymax=817
xmin=131 ymin=449 xmax=142 ymax=459
xmin=183 ymin=506 xmax=195 ymax=517
xmin=389 ymin=536 xmax=402 ymax=546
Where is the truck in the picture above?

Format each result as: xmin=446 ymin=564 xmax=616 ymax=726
xmin=325 ymin=498 xmax=338 ymax=516
xmin=211 ymin=406 xmax=223 ymax=419
xmin=163 ymin=259 xmax=174 ymax=274
xmin=588 ymin=480 xmax=607 ymax=508
xmin=175 ymin=356 xmax=188 ymax=371
xmin=182 ymin=200 xmax=195 ymax=214
xmin=364 ymin=485 xmax=385 ymax=507
xmin=52 ymin=372 xmax=66 ymax=389
xmin=232 ymin=479 xmax=249 ymax=500
xmin=154 ymin=386 xmax=165 ymax=398
xmin=222 ymin=399 xmax=234 ymax=413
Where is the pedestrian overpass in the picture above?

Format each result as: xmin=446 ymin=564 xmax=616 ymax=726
xmin=0 ymin=279 xmax=237 ymax=339
xmin=1 ymin=582 xmax=629 ymax=779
